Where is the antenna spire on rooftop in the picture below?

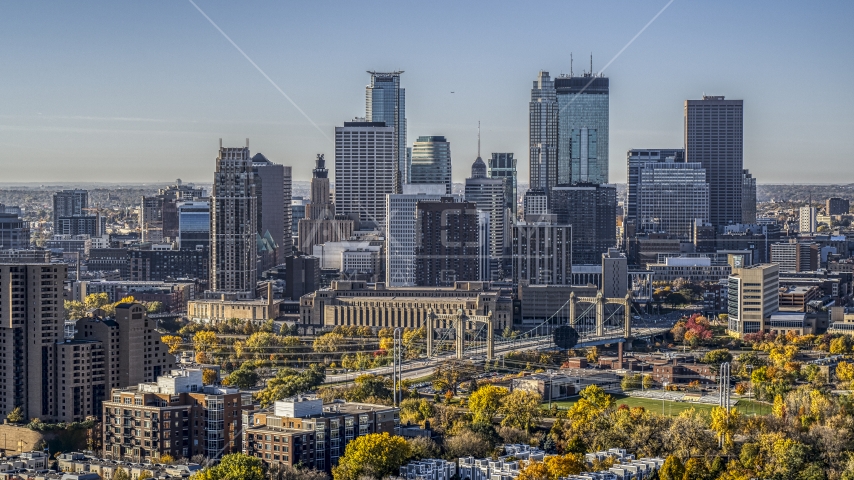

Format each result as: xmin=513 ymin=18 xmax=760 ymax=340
xmin=477 ymin=121 xmax=481 ymax=158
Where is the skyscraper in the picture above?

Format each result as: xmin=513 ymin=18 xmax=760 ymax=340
xmin=415 ymin=198 xmax=480 ymax=286
xmin=550 ymin=184 xmax=616 ymax=265
xmin=410 ymin=136 xmax=452 ymax=194
xmin=386 ymin=184 xmax=448 ymax=287
xmin=487 ymin=153 xmax=517 ymax=216
xmin=742 ymin=169 xmax=757 ymax=224
xmin=555 ymin=73 xmax=610 ymax=185
xmin=465 ymin=155 xmax=506 ymax=280
xmin=299 ymin=154 xmax=355 ymax=254
xmin=636 ymin=160 xmax=709 ymax=238
xmin=177 ymin=200 xmax=210 ymax=251
xmin=685 ymin=96 xmax=744 ymax=228
xmin=252 ymin=153 xmax=293 ymax=263
xmin=210 ymin=141 xmax=257 ymax=296
xmin=366 ymin=71 xmax=406 ymax=193
xmin=334 ymin=121 xmax=396 ymax=228
xmin=625 ymin=149 xmax=685 ymax=221
xmin=512 ymin=222 xmax=572 ymax=285
xmin=53 ymin=189 xmax=88 ymax=226
xmin=799 ymin=206 xmax=817 ymax=234
xmin=529 ymin=71 xmax=559 ymax=192
xmin=0 ymin=263 xmax=66 ymax=420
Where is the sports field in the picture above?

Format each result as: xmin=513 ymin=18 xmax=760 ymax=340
xmin=546 ymin=394 xmax=768 ymax=416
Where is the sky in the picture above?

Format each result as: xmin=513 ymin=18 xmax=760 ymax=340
xmin=1 ymin=0 xmax=852 ymax=185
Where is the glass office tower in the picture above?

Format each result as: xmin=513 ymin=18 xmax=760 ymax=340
xmin=555 ymin=75 xmax=609 ymax=185
xmin=366 ymin=71 xmax=406 ymax=193
xmin=410 ymin=136 xmax=452 ymax=194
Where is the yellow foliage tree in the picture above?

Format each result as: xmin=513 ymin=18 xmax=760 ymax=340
xmin=469 ymin=385 xmax=509 ymax=424
xmin=836 ymin=361 xmax=854 ymax=383
xmin=332 ymin=432 xmax=410 ymax=480
xmin=193 ymin=330 xmax=217 ymax=353
xmin=161 ymin=335 xmax=183 ymax=354
xmin=202 ymin=368 xmax=218 ymax=385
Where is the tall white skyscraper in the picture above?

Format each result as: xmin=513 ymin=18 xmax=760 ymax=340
xmin=210 ymin=141 xmax=257 ymax=296
xmin=366 ymin=71 xmax=406 ymax=193
xmin=385 ymin=184 xmax=451 ymax=287
xmin=335 ymin=120 xmax=396 ymax=229
xmin=529 ymin=71 xmax=559 ymax=192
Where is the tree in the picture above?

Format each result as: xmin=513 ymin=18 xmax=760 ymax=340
xmin=642 ymin=374 xmax=654 ymax=390
xmin=399 ymin=398 xmax=434 ymax=426
xmin=658 ymin=456 xmax=685 ymax=480
xmin=620 ymin=373 xmax=642 ymax=391
xmin=194 ymin=453 xmax=264 ymax=480
xmin=406 ymin=436 xmax=440 ymax=460
xmin=146 ymin=301 xmax=164 ymax=314
xmin=710 ymin=406 xmax=741 ymax=451
xmin=225 ymin=367 xmax=260 ymax=389
xmin=703 ymin=349 xmax=734 ymax=366
xmin=498 ymin=390 xmax=543 ymax=432
xmin=402 ymin=327 xmax=426 ymax=359
xmin=443 ymin=430 xmax=493 ymax=459
xmin=254 ymin=364 xmax=326 ymax=407
xmin=682 ymin=458 xmax=708 ymax=480
xmin=138 ymin=471 xmax=153 ymax=480
xmin=64 ymin=300 xmax=86 ymax=320
xmin=193 ymin=330 xmax=217 ymax=353
xmin=543 ymin=454 xmax=585 ymax=478
xmin=84 ymin=293 xmax=110 ymax=311
xmin=469 ymin=385 xmax=509 ymax=424
xmin=586 ymin=347 xmax=599 ymax=364
xmin=159 ymin=453 xmax=176 ymax=465
xmin=433 ymin=360 xmax=476 ymax=395
xmin=202 ymin=368 xmax=218 ymax=385
xmin=664 ymin=408 xmax=716 ymax=460
xmin=332 ymin=432 xmax=410 ymax=480
xmin=161 ymin=335 xmax=183 ymax=354
xmin=6 ymin=406 xmax=24 ymax=424
xmin=837 ymin=361 xmax=854 ymax=383
xmin=271 ymin=465 xmax=330 ymax=480
xmin=313 ymin=332 xmax=347 ymax=353
xmin=113 ymin=468 xmax=130 ymax=480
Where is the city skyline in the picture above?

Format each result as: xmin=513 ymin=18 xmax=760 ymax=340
xmin=1 ymin=1 xmax=853 ymax=184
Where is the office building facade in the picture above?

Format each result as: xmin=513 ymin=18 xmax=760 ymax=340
xmin=685 ymin=96 xmax=744 ymax=228
xmin=210 ymin=142 xmax=257 ymax=295
xmin=550 ymin=184 xmax=616 ymax=265
xmin=728 ymin=264 xmax=779 ymax=337
xmin=53 ymin=190 xmax=89 ymax=227
xmin=555 ymin=75 xmax=610 ymax=184
xmin=415 ymin=198 xmax=480 ymax=287
xmin=140 ymin=182 xmax=206 ymax=243
xmin=465 ymin=157 xmax=506 ymax=280
xmin=827 ymin=198 xmax=850 ymax=216
xmin=366 ymin=71 xmax=405 ymax=193
xmin=334 ymin=121 xmax=396 ymax=228
xmin=742 ymin=170 xmax=757 ymax=224
xmin=177 ymin=201 xmax=210 ymax=251
xmin=625 ymin=149 xmax=685 ymax=222
xmin=799 ymin=206 xmax=817 ymax=234
xmin=770 ymin=241 xmax=818 ymax=273
xmin=385 ymin=186 xmax=447 ymax=287
xmin=409 ymin=136 xmax=452 ymax=194
xmin=252 ymin=153 xmax=293 ymax=263
xmin=0 ymin=210 xmax=30 ymax=250
xmin=487 ymin=153 xmax=518 ymax=217
xmin=529 ymin=72 xmax=559 ymax=191
xmin=512 ymin=223 xmax=572 ymax=285
xmin=635 ymin=160 xmax=709 ymax=238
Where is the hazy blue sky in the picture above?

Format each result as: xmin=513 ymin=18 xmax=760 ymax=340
xmin=1 ymin=1 xmax=852 ymax=184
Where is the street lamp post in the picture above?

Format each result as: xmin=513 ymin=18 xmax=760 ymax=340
xmin=662 ymin=382 xmax=668 ymax=415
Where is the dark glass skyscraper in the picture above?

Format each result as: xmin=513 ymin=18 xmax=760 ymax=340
xmin=366 ymin=71 xmax=406 ymax=193
xmin=410 ymin=136 xmax=452 ymax=194
xmin=685 ymin=96 xmax=744 ymax=228
xmin=549 ymin=184 xmax=616 ymax=265
xmin=555 ymin=75 xmax=609 ymax=185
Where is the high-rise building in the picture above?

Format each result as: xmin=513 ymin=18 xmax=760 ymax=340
xmin=512 ymin=222 xmax=572 ymax=285
xmin=522 ymin=189 xmax=551 ymax=222
xmin=177 ymin=201 xmax=210 ymax=251
xmin=385 ymin=185 xmax=448 ymax=287
xmin=487 ymin=153 xmax=518 ymax=217
xmin=635 ymin=160 xmax=709 ymax=238
xmin=366 ymin=71 xmax=406 ymax=193
xmin=53 ymin=189 xmax=88 ymax=226
xmin=625 ymin=149 xmax=685 ymax=221
xmin=210 ymin=141 xmax=257 ymax=296
xmin=465 ymin=156 xmax=506 ymax=280
xmin=555 ymin=74 xmax=610 ymax=185
xmin=550 ymin=184 xmax=616 ymax=265
xmin=299 ymin=154 xmax=355 ymax=254
xmin=415 ymin=198 xmax=480 ymax=287
xmin=770 ymin=241 xmax=818 ymax=273
xmin=334 ymin=121 xmax=396 ymax=228
xmin=103 ymin=368 xmax=252 ymax=462
xmin=742 ymin=170 xmax=757 ymax=224
xmin=140 ymin=182 xmax=206 ymax=242
xmin=799 ymin=206 xmax=817 ymax=234
xmin=685 ymin=96 xmax=744 ymax=228
xmin=827 ymin=198 xmax=850 ymax=216
xmin=601 ymin=248 xmax=628 ymax=298
xmin=252 ymin=153 xmax=292 ymax=264
xmin=0 ymin=208 xmax=30 ymax=250
xmin=0 ymin=263 xmax=66 ymax=420
xmin=529 ymin=71 xmax=559 ymax=192
xmin=285 ymin=255 xmax=320 ymax=300
xmin=727 ymin=263 xmax=779 ymax=337
xmin=291 ymin=197 xmax=306 ymax=237
xmin=409 ymin=136 xmax=452 ymax=194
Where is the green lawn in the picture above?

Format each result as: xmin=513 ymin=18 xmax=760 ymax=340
xmin=545 ymin=394 xmax=769 ymax=417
